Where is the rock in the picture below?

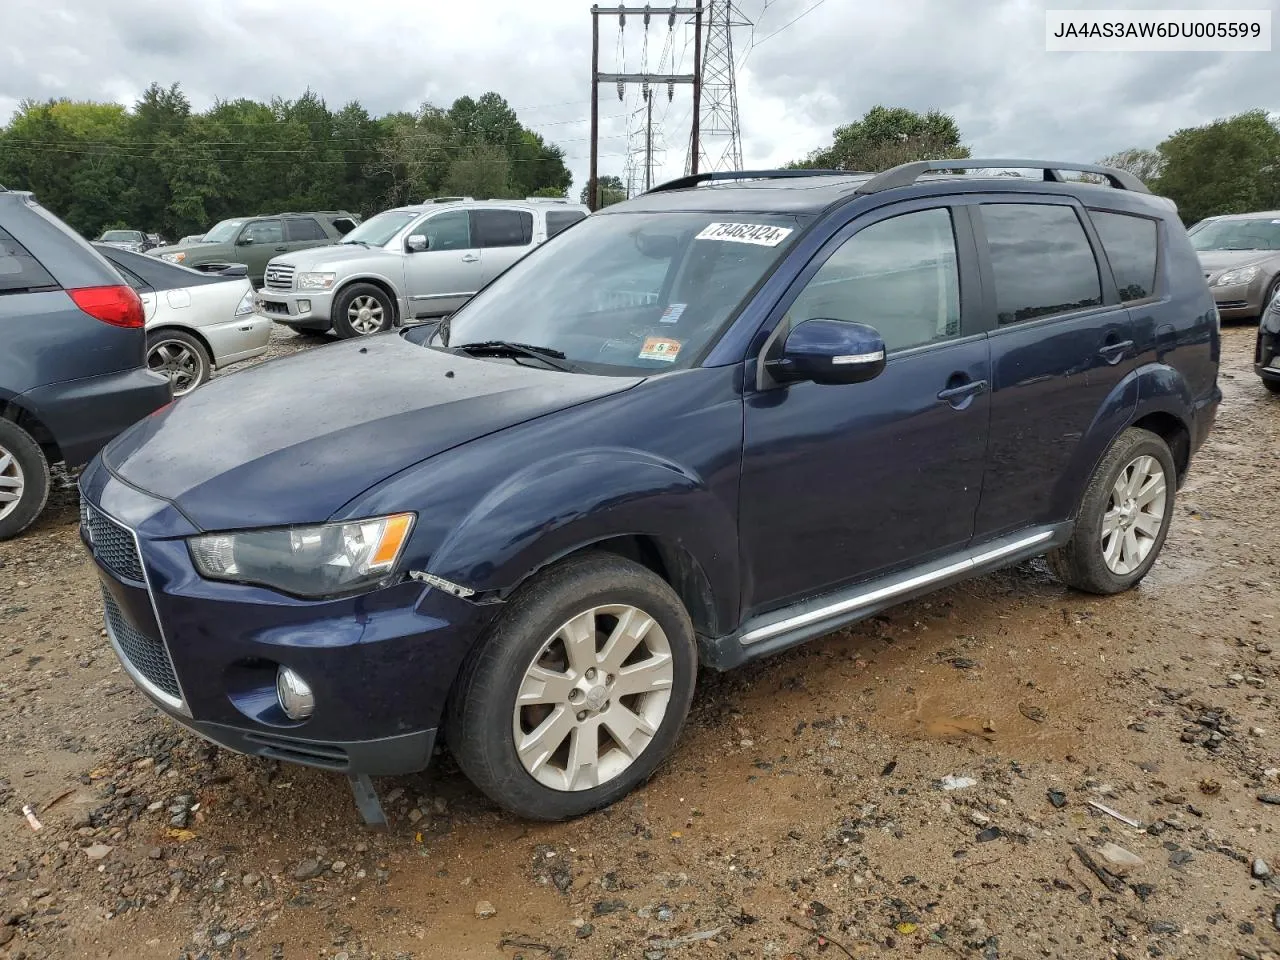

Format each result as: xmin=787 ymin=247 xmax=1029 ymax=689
xmin=575 ymin=922 xmax=595 ymax=939
xmin=331 ymin=861 xmax=346 ymax=873
xmin=213 ymin=932 xmax=232 ymax=947
xmin=0 ymin=927 xmax=13 ymax=947
xmin=1148 ymin=921 xmax=1179 ymax=935
xmin=1258 ymin=793 xmax=1280 ymax=806
xmin=474 ymin=900 xmax=497 ymax=919
xmin=941 ymin=775 xmax=977 ymax=791
xmin=1252 ymin=858 xmax=1271 ymax=879
xmin=975 ymin=827 xmax=1002 ymax=843
xmin=147 ymin=847 xmax=163 ymax=860
xmin=1047 ymin=789 xmax=1067 ymax=809
xmin=293 ymin=859 xmax=323 ymax=881
xmin=84 ymin=843 xmax=112 ymax=861
xmin=1097 ymin=843 xmax=1143 ymax=877
xmin=407 ymin=808 xmax=423 ymax=824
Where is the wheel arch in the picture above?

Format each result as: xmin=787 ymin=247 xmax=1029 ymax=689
xmin=146 ymin=324 xmax=215 ymax=369
xmin=0 ymin=394 xmax=61 ymax=464
xmin=330 ymin=276 xmax=401 ymax=325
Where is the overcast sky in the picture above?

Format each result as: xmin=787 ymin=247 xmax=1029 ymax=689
xmin=4 ymin=0 xmax=1278 ymax=196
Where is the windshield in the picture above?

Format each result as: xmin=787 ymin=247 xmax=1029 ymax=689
xmin=342 ymin=210 xmax=418 ymax=246
xmin=438 ymin=211 xmax=805 ymax=374
xmin=1189 ymin=218 xmax=1280 ymax=251
xmin=101 ymin=230 xmax=140 ymax=242
xmin=202 ymin=219 xmax=246 ymax=244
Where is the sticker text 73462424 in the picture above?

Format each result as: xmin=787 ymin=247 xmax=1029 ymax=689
xmin=695 ymin=222 xmax=794 ymax=247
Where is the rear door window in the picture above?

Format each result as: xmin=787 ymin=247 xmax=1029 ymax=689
xmin=546 ymin=210 xmax=587 ymax=238
xmin=285 ymin=218 xmax=327 ymax=242
xmin=980 ymin=203 xmax=1102 ymax=324
xmin=474 ymin=209 xmax=534 ymax=248
xmin=1089 ymin=210 xmax=1159 ymax=302
xmin=240 ymin=220 xmax=284 ymax=244
xmin=0 ymin=227 xmax=58 ymax=294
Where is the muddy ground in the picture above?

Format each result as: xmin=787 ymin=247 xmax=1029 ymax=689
xmin=0 ymin=324 xmax=1277 ymax=960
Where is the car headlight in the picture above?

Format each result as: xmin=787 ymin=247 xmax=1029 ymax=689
xmin=161 ymin=252 xmax=186 ymax=264
xmin=297 ymin=272 xmax=337 ymax=291
xmin=235 ymin=289 xmax=255 ymax=317
xmin=1214 ymin=265 xmax=1260 ymax=286
xmin=188 ymin=513 xmax=415 ymax=598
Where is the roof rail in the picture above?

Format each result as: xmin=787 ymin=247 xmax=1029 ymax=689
xmin=857 ymin=158 xmax=1151 ymax=194
xmin=424 ymin=196 xmax=473 ymax=204
xmin=646 ymin=168 xmax=868 ymax=194
xmin=524 ymin=196 xmax=570 ymax=203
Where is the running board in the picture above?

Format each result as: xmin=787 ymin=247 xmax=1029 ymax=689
xmin=700 ymin=524 xmax=1070 ymax=670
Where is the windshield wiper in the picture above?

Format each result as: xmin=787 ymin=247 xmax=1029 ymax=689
xmin=453 ymin=340 xmax=583 ymax=373
xmin=342 ymin=239 xmax=370 ymax=247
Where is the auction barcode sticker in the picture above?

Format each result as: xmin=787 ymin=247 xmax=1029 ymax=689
xmin=1046 ymin=9 xmax=1271 ymax=51
xmin=695 ymin=222 xmax=794 ymax=246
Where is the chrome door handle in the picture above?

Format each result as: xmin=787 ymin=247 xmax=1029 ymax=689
xmin=1098 ymin=339 xmax=1134 ymax=364
xmin=936 ymin=379 xmax=988 ymax=402
xmin=461 ymin=253 xmax=479 ymax=263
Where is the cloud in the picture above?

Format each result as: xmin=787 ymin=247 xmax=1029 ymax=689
xmin=3 ymin=0 xmax=1278 ymax=196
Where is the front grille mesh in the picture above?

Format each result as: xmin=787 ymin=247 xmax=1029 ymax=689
xmin=102 ymin=588 xmax=181 ymax=700
xmin=264 ymin=264 xmax=295 ymax=291
xmin=81 ymin=500 xmax=145 ymax=582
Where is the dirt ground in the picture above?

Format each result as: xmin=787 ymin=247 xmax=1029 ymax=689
xmin=1 ymin=324 xmax=1277 ymax=960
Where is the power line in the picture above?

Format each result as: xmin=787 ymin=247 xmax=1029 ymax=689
xmin=737 ymin=0 xmax=826 ymax=71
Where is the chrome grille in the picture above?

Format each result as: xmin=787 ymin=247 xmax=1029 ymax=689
xmin=102 ymin=588 xmax=181 ymax=701
xmin=264 ymin=263 xmax=295 ymax=291
xmin=81 ymin=499 xmax=145 ymax=582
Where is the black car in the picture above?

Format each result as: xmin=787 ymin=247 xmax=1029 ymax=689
xmin=1257 ymin=296 xmax=1280 ymax=393
xmin=1 ymin=188 xmax=172 ymax=539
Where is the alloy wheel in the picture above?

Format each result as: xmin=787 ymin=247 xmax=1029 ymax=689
xmin=1101 ymin=454 xmax=1167 ymax=576
xmin=512 ymin=604 xmax=674 ymax=792
xmin=147 ymin=340 xmax=204 ymax=396
xmin=347 ymin=295 xmax=385 ymax=335
xmin=0 ymin=444 xmax=24 ymax=523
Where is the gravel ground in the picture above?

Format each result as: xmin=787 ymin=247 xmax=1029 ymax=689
xmin=0 ymin=324 xmax=1277 ymax=960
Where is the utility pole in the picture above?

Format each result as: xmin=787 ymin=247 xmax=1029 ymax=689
xmin=588 ymin=3 xmax=704 ymax=211
xmin=690 ymin=0 xmax=748 ymax=174
xmin=644 ymin=89 xmax=654 ymax=192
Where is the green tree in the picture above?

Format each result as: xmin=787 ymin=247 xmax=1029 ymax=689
xmin=1153 ymin=111 xmax=1280 ymax=224
xmin=1098 ymin=147 xmax=1164 ymax=186
xmin=445 ymin=143 xmax=513 ymax=199
xmin=794 ymin=105 xmax=970 ymax=172
xmin=580 ymin=175 xmax=626 ymax=207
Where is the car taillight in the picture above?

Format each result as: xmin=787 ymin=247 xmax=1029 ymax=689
xmin=68 ymin=285 xmax=145 ymax=328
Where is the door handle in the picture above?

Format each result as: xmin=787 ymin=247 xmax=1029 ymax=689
xmin=461 ymin=253 xmax=479 ymax=263
xmin=274 ymin=246 xmax=287 ymax=252
xmin=1098 ymin=339 xmax=1133 ymax=364
xmin=936 ymin=379 xmax=988 ymax=403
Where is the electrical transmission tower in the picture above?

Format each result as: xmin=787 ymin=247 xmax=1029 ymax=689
xmin=688 ymin=0 xmax=749 ymax=174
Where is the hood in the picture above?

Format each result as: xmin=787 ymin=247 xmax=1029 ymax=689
xmin=1196 ymin=249 xmax=1280 ymax=275
xmin=102 ymin=335 xmax=640 ymax=530
xmin=276 ymin=243 xmax=394 ymax=270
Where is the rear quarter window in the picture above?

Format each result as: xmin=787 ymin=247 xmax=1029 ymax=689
xmin=0 ymin=226 xmax=58 ymax=294
xmin=1089 ymin=210 xmax=1159 ymax=302
xmin=546 ymin=210 xmax=587 ymax=238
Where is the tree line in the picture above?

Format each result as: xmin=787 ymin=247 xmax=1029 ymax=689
xmin=0 ymin=83 xmax=573 ymax=239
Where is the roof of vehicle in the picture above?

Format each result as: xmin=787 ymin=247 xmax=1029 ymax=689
xmin=386 ymin=198 xmax=590 ymax=215
xmin=1196 ymin=210 xmax=1280 ymax=220
xmin=610 ymin=160 xmax=1175 ymax=218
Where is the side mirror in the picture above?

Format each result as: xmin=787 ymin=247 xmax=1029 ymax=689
xmin=767 ymin=318 xmax=886 ymax=386
xmin=236 ymin=236 xmax=253 ymax=246
xmin=406 ymin=234 xmax=429 ymax=253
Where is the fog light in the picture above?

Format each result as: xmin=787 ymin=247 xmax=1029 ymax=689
xmin=298 ymin=299 xmax=311 ymax=312
xmin=276 ymin=667 xmax=315 ymax=720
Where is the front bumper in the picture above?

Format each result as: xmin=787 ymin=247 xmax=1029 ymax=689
xmin=199 ymin=314 xmax=272 ymax=368
xmin=78 ymin=461 xmax=493 ymax=776
xmin=1209 ymin=278 xmax=1267 ymax=319
xmin=255 ymin=289 xmax=335 ymax=332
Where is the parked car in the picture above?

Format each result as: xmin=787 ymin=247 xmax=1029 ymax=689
xmin=149 ymin=211 xmax=361 ymax=287
xmin=94 ymin=244 xmax=270 ymax=396
xmin=79 ymin=159 xmax=1219 ymax=822
xmin=97 ymin=229 xmax=155 ymax=253
xmin=255 ymin=198 xmax=588 ymax=339
xmin=1187 ymin=212 xmax=1280 ymax=320
xmin=1255 ymin=295 xmax=1280 ymax=393
xmin=0 ymin=188 xmax=170 ymax=540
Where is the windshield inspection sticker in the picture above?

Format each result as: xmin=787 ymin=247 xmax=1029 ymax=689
xmin=659 ymin=303 xmax=687 ymax=323
xmin=695 ymin=222 xmax=793 ymax=246
xmin=639 ymin=336 xmax=682 ymax=362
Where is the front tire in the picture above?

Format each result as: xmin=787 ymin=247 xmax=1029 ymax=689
xmin=1047 ymin=427 xmax=1176 ymax=595
xmin=1264 ymin=378 xmax=1280 ymax=395
xmin=447 ymin=554 xmax=698 ymax=821
xmin=147 ymin=330 xmax=211 ymax=397
xmin=332 ymin=283 xmax=393 ymax=339
xmin=0 ymin=419 xmax=51 ymax=541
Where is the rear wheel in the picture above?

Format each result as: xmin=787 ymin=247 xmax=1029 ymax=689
xmin=1264 ymin=378 xmax=1280 ymax=395
xmin=332 ymin=283 xmax=393 ymax=339
xmin=0 ymin=419 xmax=50 ymax=541
xmin=447 ymin=554 xmax=697 ymax=821
xmin=1047 ymin=427 xmax=1176 ymax=595
xmin=147 ymin=330 xmax=211 ymax=397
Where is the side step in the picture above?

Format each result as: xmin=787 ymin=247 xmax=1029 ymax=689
xmin=701 ymin=524 xmax=1070 ymax=670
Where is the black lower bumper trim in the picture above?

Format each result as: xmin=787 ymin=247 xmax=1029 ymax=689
xmin=187 ymin=720 xmax=436 ymax=776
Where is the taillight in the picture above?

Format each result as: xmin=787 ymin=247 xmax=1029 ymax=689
xmin=68 ymin=285 xmax=145 ymax=328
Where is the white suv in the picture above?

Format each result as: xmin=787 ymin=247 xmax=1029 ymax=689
xmin=255 ymin=198 xmax=589 ymax=339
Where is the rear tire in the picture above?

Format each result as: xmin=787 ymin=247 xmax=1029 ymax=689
xmin=332 ymin=283 xmax=393 ymax=339
xmin=1264 ymin=378 xmax=1280 ymax=395
xmin=0 ymin=419 xmax=51 ymax=541
xmin=447 ymin=553 xmax=697 ymax=821
xmin=146 ymin=329 xmax=211 ymax=397
xmin=1047 ymin=427 xmax=1176 ymax=595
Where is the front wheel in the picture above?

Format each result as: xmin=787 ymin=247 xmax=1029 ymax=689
xmin=147 ymin=330 xmax=211 ymax=397
xmin=332 ymin=283 xmax=393 ymax=339
xmin=1264 ymin=378 xmax=1280 ymax=395
xmin=446 ymin=554 xmax=698 ymax=821
xmin=1047 ymin=427 xmax=1176 ymax=595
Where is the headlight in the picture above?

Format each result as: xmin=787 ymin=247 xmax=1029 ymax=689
xmin=297 ymin=272 xmax=337 ymax=291
xmin=1214 ymin=265 xmax=1260 ymax=286
xmin=188 ymin=513 xmax=415 ymax=598
xmin=235 ymin=289 xmax=255 ymax=317
xmin=161 ymin=252 xmax=186 ymax=264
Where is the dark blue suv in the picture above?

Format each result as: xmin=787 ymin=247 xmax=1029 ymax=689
xmin=78 ymin=160 xmax=1220 ymax=821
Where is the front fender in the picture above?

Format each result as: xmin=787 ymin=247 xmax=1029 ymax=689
xmin=428 ymin=447 xmax=739 ymax=633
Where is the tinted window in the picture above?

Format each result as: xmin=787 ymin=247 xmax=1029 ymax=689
xmin=418 ymin=210 xmax=471 ymax=251
xmin=981 ymin=204 xmax=1101 ymax=325
xmin=546 ymin=210 xmax=587 ymax=238
xmin=285 ymin=218 xmax=326 ymax=242
xmin=240 ymin=220 xmax=283 ymax=244
xmin=0 ymin=227 xmax=58 ymax=294
xmin=475 ymin=209 xmax=533 ymax=248
xmin=1091 ymin=210 xmax=1158 ymax=302
xmin=786 ymin=208 xmax=961 ymax=353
